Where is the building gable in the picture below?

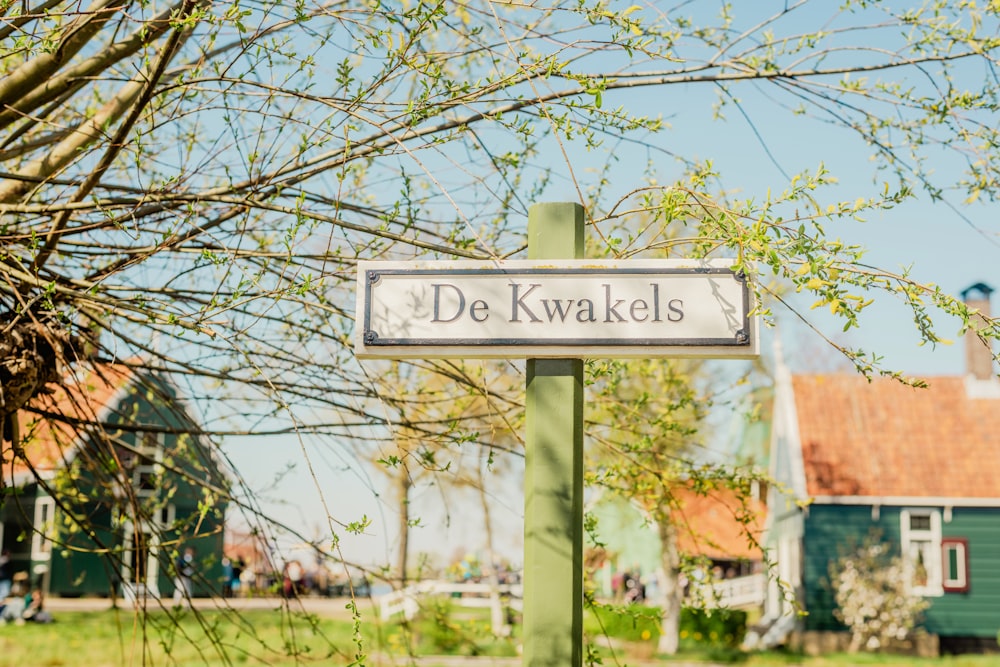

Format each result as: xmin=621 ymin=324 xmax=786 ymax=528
xmin=9 ymin=364 xmax=132 ymax=484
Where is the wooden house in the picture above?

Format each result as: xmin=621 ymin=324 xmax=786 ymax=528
xmin=0 ymin=363 xmax=228 ymax=600
xmin=761 ymin=284 xmax=1000 ymax=653
xmin=588 ymin=485 xmax=766 ymax=608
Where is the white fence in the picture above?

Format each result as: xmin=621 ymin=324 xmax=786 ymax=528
xmin=378 ymin=573 xmax=763 ymax=624
xmin=378 ymin=580 xmax=523 ymax=622
xmin=688 ymin=573 xmax=766 ymax=609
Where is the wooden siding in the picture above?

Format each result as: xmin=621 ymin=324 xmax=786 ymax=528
xmin=46 ymin=504 xmax=117 ymax=596
xmin=926 ymin=507 xmax=1000 ymax=637
xmin=802 ymin=504 xmax=1000 ymax=637
xmin=0 ymin=491 xmax=36 ymax=583
xmin=801 ymin=505 xmax=880 ymax=631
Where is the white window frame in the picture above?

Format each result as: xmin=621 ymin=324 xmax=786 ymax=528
xmin=31 ymin=496 xmax=56 ymax=560
xmin=132 ymin=432 xmax=165 ymax=497
xmin=156 ymin=503 xmax=176 ymax=529
xmin=941 ymin=538 xmax=969 ymax=593
xmin=121 ymin=520 xmax=159 ymax=596
xmin=900 ymin=508 xmax=943 ymax=597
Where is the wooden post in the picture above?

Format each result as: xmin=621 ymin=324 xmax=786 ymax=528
xmin=523 ymin=202 xmax=584 ymax=667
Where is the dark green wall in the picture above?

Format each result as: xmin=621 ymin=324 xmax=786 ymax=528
xmin=924 ymin=507 xmax=1000 ymax=637
xmin=801 ymin=505 xmax=878 ymax=631
xmin=0 ymin=489 xmax=36 ymax=583
xmin=46 ymin=503 xmax=118 ymax=596
xmin=802 ymin=504 xmax=1000 ymax=638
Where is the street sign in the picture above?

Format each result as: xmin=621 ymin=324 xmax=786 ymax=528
xmin=354 ymin=202 xmax=760 ymax=667
xmin=355 ymin=258 xmax=757 ymax=359
xmin=354 ymin=203 xmax=762 ymax=667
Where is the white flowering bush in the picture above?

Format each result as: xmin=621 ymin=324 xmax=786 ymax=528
xmin=830 ymin=540 xmax=930 ymax=652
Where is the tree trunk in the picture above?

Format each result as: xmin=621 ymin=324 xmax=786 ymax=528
xmin=395 ymin=470 xmax=412 ymax=590
xmin=477 ymin=467 xmax=507 ymax=636
xmin=656 ymin=516 xmax=682 ymax=655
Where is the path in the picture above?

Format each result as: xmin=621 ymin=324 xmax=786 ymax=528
xmin=45 ymin=594 xmax=375 ymax=621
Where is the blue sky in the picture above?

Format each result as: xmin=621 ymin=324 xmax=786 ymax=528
xmin=588 ymin=68 xmax=1000 ymax=376
xmin=227 ymin=182 xmax=998 ymax=571
xmin=219 ymin=3 xmax=1000 ymax=571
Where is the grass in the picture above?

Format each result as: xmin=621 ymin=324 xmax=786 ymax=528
xmin=0 ymin=603 xmax=520 ymax=666
xmin=595 ymin=642 xmax=1000 ymax=667
xmin=736 ymin=651 xmax=1000 ymax=666
xmin=0 ymin=608 xmax=370 ymax=666
xmin=2 ymin=606 xmax=999 ymax=666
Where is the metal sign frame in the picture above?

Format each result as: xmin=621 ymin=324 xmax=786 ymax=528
xmin=355 ymin=259 xmax=758 ymax=359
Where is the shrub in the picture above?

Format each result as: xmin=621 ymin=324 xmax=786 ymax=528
xmin=830 ymin=539 xmax=930 ymax=652
xmin=679 ymin=607 xmax=748 ymax=649
xmin=408 ymin=597 xmax=518 ymax=657
xmin=587 ymin=603 xmax=661 ymax=643
xmin=586 ymin=603 xmax=748 ymax=650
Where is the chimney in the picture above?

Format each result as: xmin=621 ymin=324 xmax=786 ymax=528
xmin=961 ymin=282 xmax=995 ymax=381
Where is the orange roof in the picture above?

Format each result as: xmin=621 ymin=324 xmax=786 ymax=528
xmin=11 ymin=364 xmax=133 ymax=481
xmin=673 ymin=486 xmax=765 ymax=561
xmin=792 ymin=374 xmax=1000 ymax=499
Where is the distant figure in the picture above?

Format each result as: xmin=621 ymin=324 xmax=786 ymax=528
xmin=611 ymin=571 xmax=624 ymax=602
xmin=222 ymin=558 xmax=233 ymax=598
xmin=22 ymin=587 xmax=52 ymax=623
xmin=624 ymin=569 xmax=645 ymax=603
xmin=173 ymin=547 xmax=196 ymax=606
xmin=239 ymin=563 xmax=256 ymax=597
xmin=231 ymin=558 xmax=244 ymax=597
xmin=0 ymin=579 xmax=28 ymax=625
xmin=282 ymin=560 xmax=303 ymax=598
xmin=0 ymin=594 xmax=25 ymax=625
xmin=0 ymin=550 xmax=11 ymax=601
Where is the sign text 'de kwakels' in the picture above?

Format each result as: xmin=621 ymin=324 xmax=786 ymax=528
xmin=355 ymin=259 xmax=757 ymax=359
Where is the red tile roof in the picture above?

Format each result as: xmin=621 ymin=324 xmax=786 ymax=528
xmin=673 ymin=486 xmax=765 ymax=561
xmin=10 ymin=364 xmax=133 ymax=481
xmin=792 ymin=374 xmax=1000 ymax=499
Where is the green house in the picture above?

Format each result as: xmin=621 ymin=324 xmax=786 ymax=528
xmin=762 ymin=310 xmax=1000 ymax=653
xmin=0 ymin=363 xmax=228 ymax=601
xmin=587 ymin=487 xmax=765 ymax=605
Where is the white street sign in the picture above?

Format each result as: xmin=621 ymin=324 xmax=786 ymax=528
xmin=355 ymin=259 xmax=757 ymax=359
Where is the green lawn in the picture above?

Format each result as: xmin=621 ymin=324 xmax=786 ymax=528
xmin=737 ymin=653 xmax=1000 ymax=667
xmin=2 ymin=607 xmax=999 ymax=667
xmin=0 ymin=604 xmax=521 ymax=666
xmin=0 ymin=609 xmax=367 ymax=666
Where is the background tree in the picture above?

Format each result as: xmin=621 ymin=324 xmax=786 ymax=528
xmin=366 ymin=360 xmax=521 ymax=591
xmin=582 ymin=201 xmax=766 ymax=655
xmin=437 ymin=371 xmax=523 ymax=638
xmin=2 ymin=0 xmax=1000 ymax=660
xmin=586 ymin=355 xmax=743 ymax=655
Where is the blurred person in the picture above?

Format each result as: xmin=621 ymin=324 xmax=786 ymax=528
xmin=173 ymin=547 xmax=196 ymax=606
xmin=0 ymin=550 xmax=11 ymax=601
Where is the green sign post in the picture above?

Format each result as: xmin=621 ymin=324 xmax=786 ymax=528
xmin=355 ymin=201 xmax=757 ymax=666
xmin=523 ymin=202 xmax=585 ymax=667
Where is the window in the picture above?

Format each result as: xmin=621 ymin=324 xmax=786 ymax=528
xmin=942 ymin=538 xmax=969 ymax=593
xmin=900 ymin=509 xmax=942 ymax=596
xmin=156 ymin=504 xmax=176 ymax=528
xmin=31 ymin=496 xmax=56 ymax=559
xmin=131 ymin=432 xmax=164 ymax=496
